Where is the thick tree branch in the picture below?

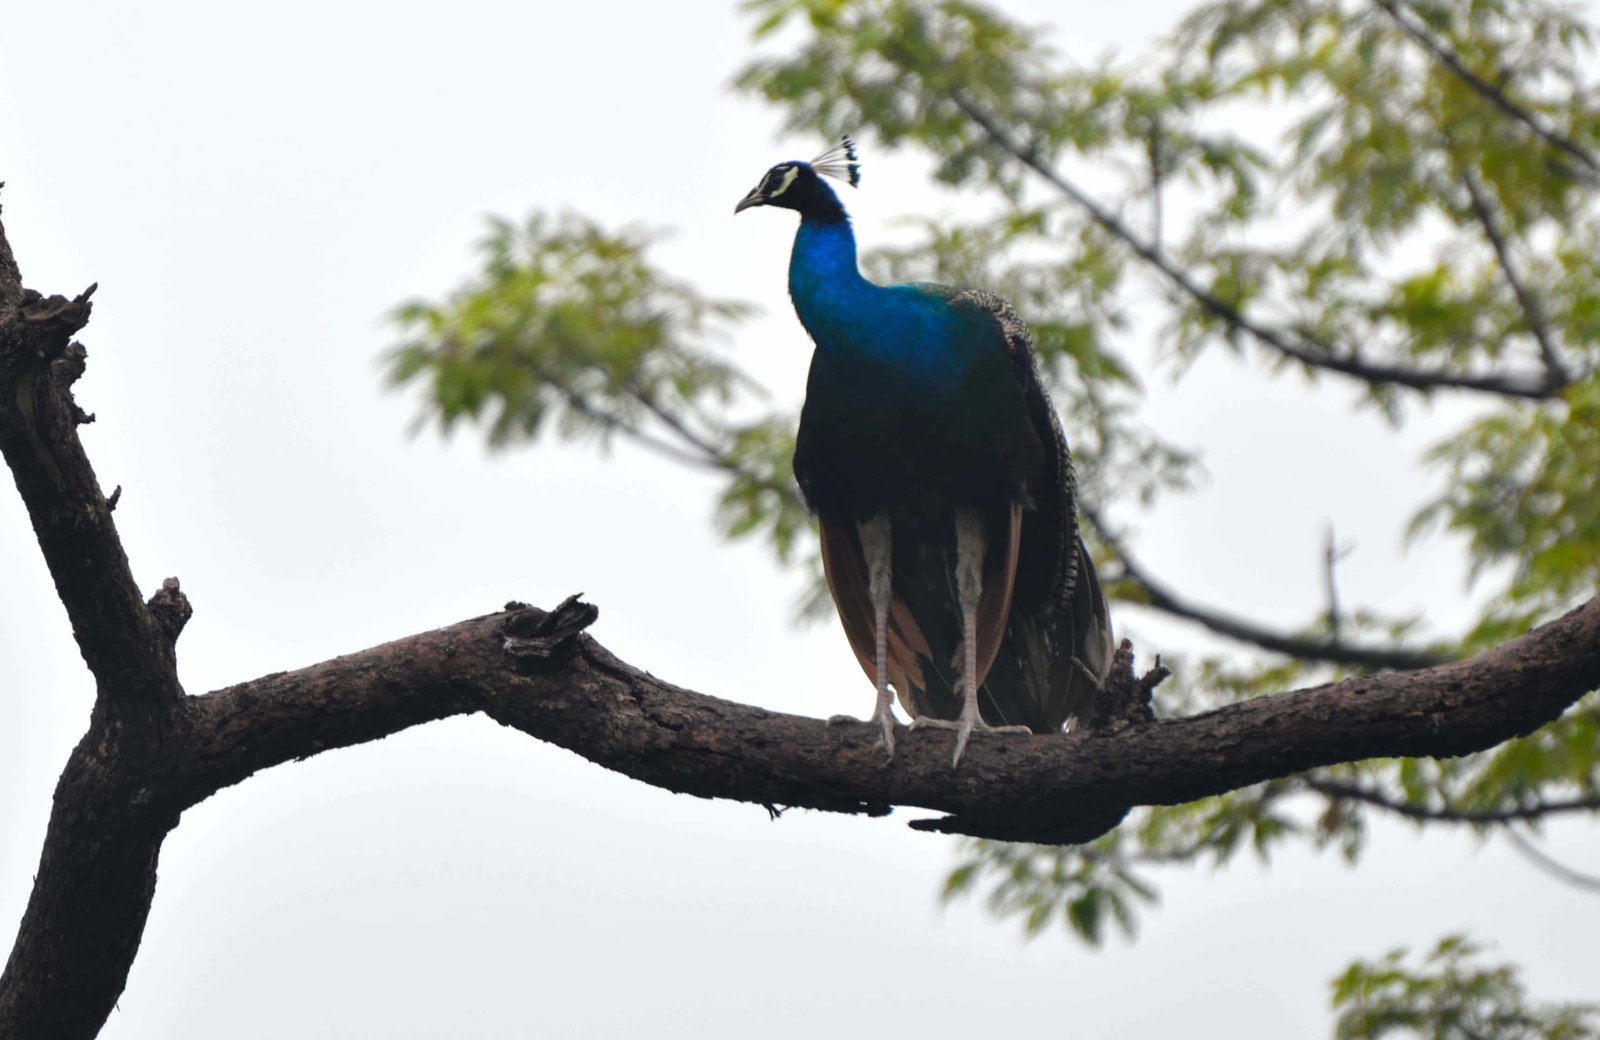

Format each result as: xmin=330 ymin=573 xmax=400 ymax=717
xmin=1371 ymin=0 xmax=1600 ymax=184
xmin=160 ymin=595 xmax=1600 ymax=846
xmin=17 ymin=584 xmax=1596 ymax=1037
xmin=0 ymin=193 xmax=193 ymax=1037
xmin=0 ymin=745 xmax=179 ymax=1040
xmin=947 ymin=92 xmax=1569 ymax=401
xmin=0 ymin=210 xmax=183 ymax=715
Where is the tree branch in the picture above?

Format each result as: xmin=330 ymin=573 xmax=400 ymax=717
xmin=0 ymin=206 xmax=183 ymax=717
xmin=7 ymin=588 xmax=1594 ymax=1040
xmin=0 ymin=745 xmax=179 ymax=1040
xmin=947 ymin=92 xmax=1569 ymax=401
xmin=1303 ymin=777 xmax=1600 ymax=826
xmin=1084 ymin=505 xmax=1454 ymax=671
xmin=526 ymin=359 xmax=728 ymax=471
xmin=1503 ymin=826 xmax=1600 ymax=894
xmin=525 ymin=359 xmax=799 ymax=506
xmin=0 ymin=190 xmax=195 ymax=1038
xmin=1371 ymin=0 xmax=1600 ymax=184
xmin=164 ymin=594 xmax=1600 ymax=847
xmin=1459 ymin=167 xmax=1573 ymax=386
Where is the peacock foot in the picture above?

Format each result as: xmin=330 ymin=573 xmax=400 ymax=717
xmin=911 ymin=713 xmax=1031 ymax=767
xmin=828 ymin=707 xmax=897 ymax=760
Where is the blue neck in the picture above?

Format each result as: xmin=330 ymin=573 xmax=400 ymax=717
xmin=788 ymin=216 xmax=871 ymax=327
xmin=786 ymin=213 xmax=963 ymax=391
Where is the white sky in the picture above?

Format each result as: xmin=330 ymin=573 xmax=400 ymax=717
xmin=2 ymin=1 xmax=1595 ymax=1036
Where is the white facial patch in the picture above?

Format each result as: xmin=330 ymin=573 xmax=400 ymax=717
xmin=765 ymin=165 xmax=801 ymax=199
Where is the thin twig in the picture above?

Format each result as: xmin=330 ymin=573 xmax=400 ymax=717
xmin=1323 ymin=524 xmax=1350 ymax=646
xmin=626 ymin=389 xmax=798 ymax=501
xmin=630 ymin=391 xmax=728 ymax=461
xmin=1503 ymin=825 xmax=1600 ymax=894
xmin=523 ymin=361 xmax=732 ymax=472
xmin=1147 ymin=119 xmax=1165 ymax=250
xmin=557 ymin=394 xmax=722 ymax=470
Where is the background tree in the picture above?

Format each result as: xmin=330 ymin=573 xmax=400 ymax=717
xmin=2 ymin=0 xmax=1597 ymax=1037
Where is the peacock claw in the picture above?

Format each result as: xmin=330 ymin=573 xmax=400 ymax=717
xmin=874 ymin=709 xmax=896 ymax=759
xmin=911 ymin=713 xmax=1031 ymax=766
xmin=827 ymin=711 xmax=897 ymax=760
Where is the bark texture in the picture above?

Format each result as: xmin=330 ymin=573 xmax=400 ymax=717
xmin=4 ymin=195 xmax=1599 ymax=1040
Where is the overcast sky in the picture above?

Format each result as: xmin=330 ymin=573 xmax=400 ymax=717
xmin=2 ymin=1 xmax=1596 ymax=1036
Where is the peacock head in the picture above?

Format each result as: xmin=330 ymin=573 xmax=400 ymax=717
xmin=735 ymin=137 xmax=860 ymax=218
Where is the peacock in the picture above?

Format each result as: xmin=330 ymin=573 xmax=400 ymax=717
xmin=736 ymin=138 xmax=1113 ymax=766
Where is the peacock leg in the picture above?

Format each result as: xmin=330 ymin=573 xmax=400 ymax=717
xmin=912 ymin=509 xmax=1029 ymax=766
xmin=861 ymin=514 xmax=897 ymax=756
xmin=948 ymin=508 xmax=988 ymax=765
xmin=826 ymin=513 xmax=896 ymax=758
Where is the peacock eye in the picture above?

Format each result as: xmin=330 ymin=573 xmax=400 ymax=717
xmin=765 ymin=165 xmax=800 ymax=198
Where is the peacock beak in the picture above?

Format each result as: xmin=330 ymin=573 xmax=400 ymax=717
xmin=734 ymin=189 xmax=767 ymax=214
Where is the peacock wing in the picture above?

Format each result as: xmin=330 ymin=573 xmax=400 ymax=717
xmin=935 ymin=284 xmax=1117 ymax=732
xmin=970 ymin=502 xmax=1024 ymax=689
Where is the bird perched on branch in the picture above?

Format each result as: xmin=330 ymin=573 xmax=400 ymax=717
xmin=736 ymin=138 xmax=1112 ymax=766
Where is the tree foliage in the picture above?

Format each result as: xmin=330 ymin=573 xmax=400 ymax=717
xmin=1331 ymin=936 xmax=1598 ymax=1040
xmin=386 ymin=0 xmax=1599 ymax=1032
